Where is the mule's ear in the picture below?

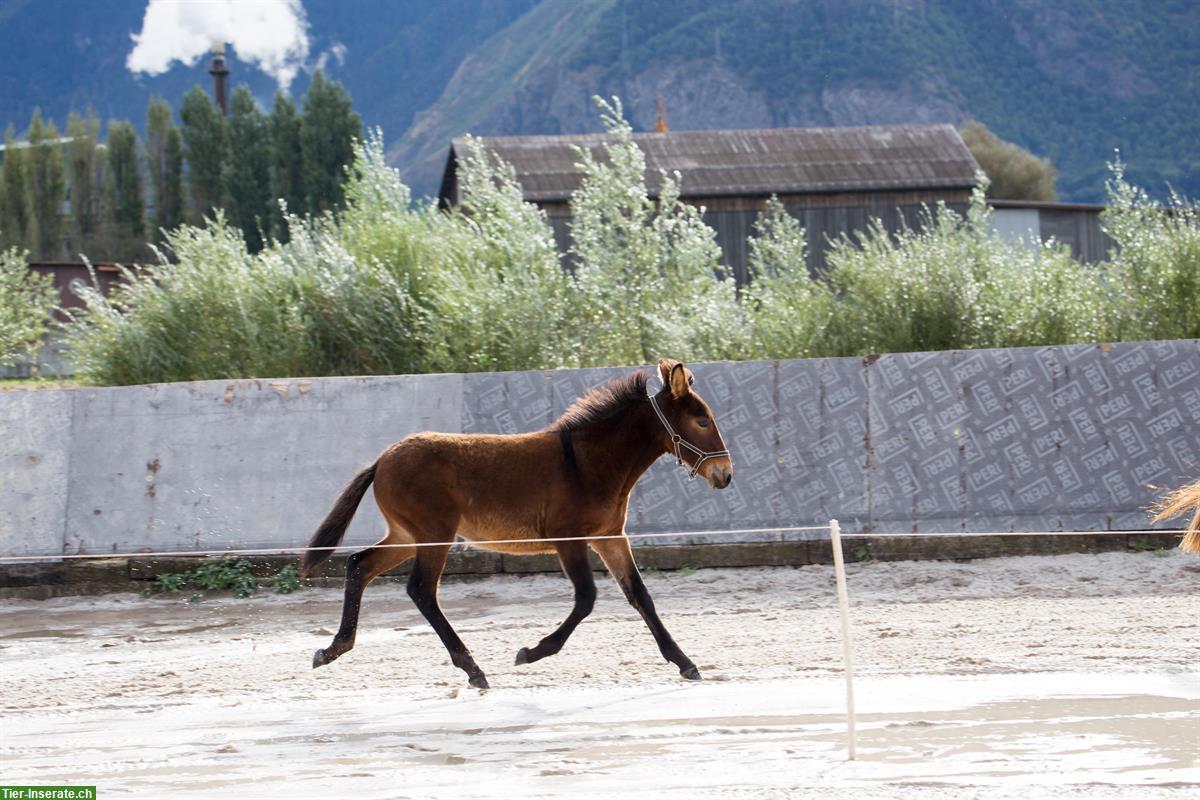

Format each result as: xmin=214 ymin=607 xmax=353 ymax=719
xmin=669 ymin=362 xmax=690 ymax=398
xmin=658 ymin=358 xmax=679 ymax=387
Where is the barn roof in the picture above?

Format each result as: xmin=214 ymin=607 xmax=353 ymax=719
xmin=440 ymin=123 xmax=979 ymax=204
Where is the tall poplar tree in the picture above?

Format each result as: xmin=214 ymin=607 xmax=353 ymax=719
xmin=0 ymin=126 xmax=29 ymax=249
xmin=269 ymin=90 xmax=303 ymax=240
xmin=180 ymin=85 xmax=225 ymax=222
xmin=65 ymin=111 xmax=103 ymax=257
xmin=106 ymin=120 xmax=145 ymax=247
xmin=222 ymin=86 xmax=272 ymax=252
xmin=300 ymin=70 xmax=361 ymax=214
xmin=24 ymin=110 xmax=67 ymax=258
xmin=146 ymin=96 xmax=185 ymax=241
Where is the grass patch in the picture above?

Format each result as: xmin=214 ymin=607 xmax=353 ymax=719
xmin=143 ymin=559 xmax=304 ymax=599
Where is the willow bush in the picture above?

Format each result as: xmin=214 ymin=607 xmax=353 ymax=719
xmin=1102 ymin=159 xmax=1200 ymax=341
xmin=741 ymin=197 xmax=833 ymax=360
xmin=65 ymin=135 xmax=425 ymax=385
xmin=0 ymin=247 xmax=59 ymax=368
xmin=420 ymin=136 xmax=576 ymax=373
xmin=61 ymin=105 xmax=1198 ymax=386
xmin=823 ymin=183 xmax=1112 ymax=356
xmin=568 ymin=98 xmax=744 ymax=366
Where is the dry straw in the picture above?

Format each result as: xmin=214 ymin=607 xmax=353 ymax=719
xmin=1152 ymin=479 xmax=1200 ymax=554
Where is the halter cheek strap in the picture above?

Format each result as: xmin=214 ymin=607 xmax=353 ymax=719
xmin=649 ymin=393 xmax=731 ymax=481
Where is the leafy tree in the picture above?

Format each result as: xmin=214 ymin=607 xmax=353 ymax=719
xmin=0 ymin=126 xmax=30 ymax=249
xmin=180 ymin=85 xmax=225 ymax=222
xmin=65 ymin=111 xmax=104 ymax=256
xmin=222 ymin=86 xmax=272 ymax=252
xmin=106 ymin=120 xmax=145 ymax=246
xmin=961 ymin=121 xmax=1057 ymax=202
xmin=146 ymin=96 xmax=185 ymax=242
xmin=301 ymin=70 xmax=362 ymax=214
xmin=24 ymin=110 xmax=67 ymax=258
xmin=0 ymin=247 xmax=58 ymax=367
xmin=269 ymin=91 xmax=304 ymax=240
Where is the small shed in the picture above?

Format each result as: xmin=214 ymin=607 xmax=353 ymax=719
xmin=989 ymin=199 xmax=1114 ymax=263
xmin=439 ymin=124 xmax=980 ymax=280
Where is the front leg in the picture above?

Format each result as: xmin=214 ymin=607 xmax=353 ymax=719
xmin=590 ymin=536 xmax=700 ymax=680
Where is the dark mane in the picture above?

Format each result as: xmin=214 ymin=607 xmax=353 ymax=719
xmin=548 ymin=371 xmax=649 ymax=434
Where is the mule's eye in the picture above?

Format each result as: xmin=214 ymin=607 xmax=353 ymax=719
xmin=697 ymin=419 xmax=710 ymax=428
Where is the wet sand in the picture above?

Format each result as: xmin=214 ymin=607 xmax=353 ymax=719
xmin=1 ymin=550 xmax=1197 ymax=798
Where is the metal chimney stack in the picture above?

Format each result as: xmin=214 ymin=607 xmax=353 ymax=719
xmin=208 ymin=42 xmax=230 ymax=116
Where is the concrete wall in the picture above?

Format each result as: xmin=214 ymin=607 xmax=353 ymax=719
xmin=1 ymin=341 xmax=1197 ymax=559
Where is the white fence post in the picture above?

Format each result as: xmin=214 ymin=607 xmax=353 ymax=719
xmin=829 ymin=518 xmax=857 ymax=760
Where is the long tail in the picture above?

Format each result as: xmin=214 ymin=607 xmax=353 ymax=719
xmin=1151 ymin=479 xmax=1200 ymax=555
xmin=299 ymin=462 xmax=378 ymax=578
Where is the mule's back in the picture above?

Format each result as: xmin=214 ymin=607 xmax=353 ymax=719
xmin=373 ymin=431 xmax=571 ymax=553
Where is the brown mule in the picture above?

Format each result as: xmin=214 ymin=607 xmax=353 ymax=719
xmin=300 ymin=359 xmax=733 ymax=688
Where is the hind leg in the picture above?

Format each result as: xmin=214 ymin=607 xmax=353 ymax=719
xmin=407 ymin=544 xmax=489 ymax=689
xmin=515 ymin=541 xmax=596 ymax=666
xmin=313 ymin=529 xmax=415 ymax=668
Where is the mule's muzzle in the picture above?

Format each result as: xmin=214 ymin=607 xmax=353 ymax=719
xmin=707 ymin=464 xmax=733 ymax=490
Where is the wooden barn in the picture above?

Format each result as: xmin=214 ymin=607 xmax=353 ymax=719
xmin=438 ymin=123 xmax=981 ymax=281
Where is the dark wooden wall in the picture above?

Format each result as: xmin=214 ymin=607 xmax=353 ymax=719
xmin=1037 ymin=208 xmax=1113 ymax=264
xmin=540 ymin=193 xmax=1116 ymax=282
xmin=540 ymin=190 xmax=971 ymax=282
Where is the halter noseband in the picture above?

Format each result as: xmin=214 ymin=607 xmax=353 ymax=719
xmin=649 ymin=392 xmax=730 ymax=481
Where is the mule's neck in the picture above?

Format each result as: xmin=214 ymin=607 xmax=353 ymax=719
xmin=569 ymin=397 xmax=669 ymax=500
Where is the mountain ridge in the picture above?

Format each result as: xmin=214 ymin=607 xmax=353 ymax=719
xmin=1 ymin=0 xmax=1196 ymax=204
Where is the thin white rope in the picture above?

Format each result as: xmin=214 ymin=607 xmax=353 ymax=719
xmin=856 ymin=528 xmax=1188 ymax=538
xmin=0 ymin=525 xmax=1186 ymax=564
xmin=0 ymin=525 xmax=830 ymax=564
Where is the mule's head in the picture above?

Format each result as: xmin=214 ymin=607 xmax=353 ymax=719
xmin=654 ymin=359 xmax=733 ymax=489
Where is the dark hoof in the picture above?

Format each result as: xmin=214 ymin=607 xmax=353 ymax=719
xmin=468 ymin=673 xmax=490 ymax=690
xmin=680 ymin=665 xmax=702 ymax=681
xmin=514 ymin=647 xmax=531 ymax=666
xmin=312 ymin=649 xmax=331 ymax=669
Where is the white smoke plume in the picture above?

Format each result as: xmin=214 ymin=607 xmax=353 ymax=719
xmin=126 ymin=0 xmax=311 ymax=91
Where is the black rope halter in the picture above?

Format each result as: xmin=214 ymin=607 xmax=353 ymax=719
xmin=649 ymin=392 xmax=731 ymax=481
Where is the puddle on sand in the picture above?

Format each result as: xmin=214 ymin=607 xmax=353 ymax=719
xmin=1 ymin=672 xmax=1196 ymax=798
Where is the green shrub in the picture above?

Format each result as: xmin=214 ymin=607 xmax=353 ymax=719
xmin=825 ymin=183 xmax=1111 ymax=355
xmin=741 ymin=196 xmax=834 ymax=360
xmin=419 ymin=136 xmax=577 ymax=373
xmin=0 ymin=248 xmax=58 ymax=368
xmin=1102 ymin=158 xmax=1200 ymax=341
xmin=65 ymin=139 xmax=424 ymax=385
xmin=568 ymin=97 xmax=745 ymax=366
xmin=61 ymin=108 xmax=1197 ymax=386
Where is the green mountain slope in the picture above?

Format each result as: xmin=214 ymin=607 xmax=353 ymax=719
xmin=392 ymin=0 xmax=1200 ymax=203
xmin=1 ymin=0 xmax=1194 ymax=204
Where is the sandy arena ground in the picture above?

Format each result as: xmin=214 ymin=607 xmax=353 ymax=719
xmin=1 ymin=549 xmax=1198 ymax=799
